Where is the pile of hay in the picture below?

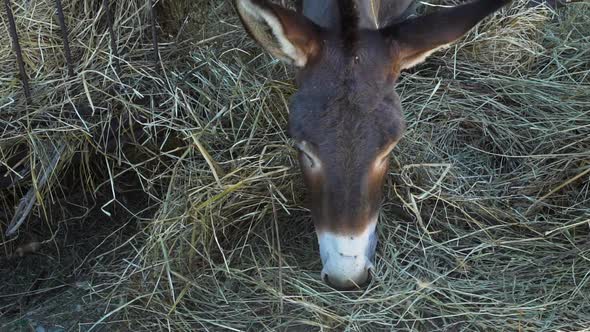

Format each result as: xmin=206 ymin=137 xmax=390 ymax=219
xmin=2 ymin=0 xmax=589 ymax=330
xmin=0 ymin=0 xmax=169 ymax=232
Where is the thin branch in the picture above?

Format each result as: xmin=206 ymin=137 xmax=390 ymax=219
xmin=149 ymin=0 xmax=161 ymax=71
xmin=55 ymin=0 xmax=75 ymax=77
xmin=4 ymin=0 xmax=32 ymax=104
xmin=6 ymin=143 xmax=66 ymax=237
xmin=103 ymin=0 xmax=120 ymax=73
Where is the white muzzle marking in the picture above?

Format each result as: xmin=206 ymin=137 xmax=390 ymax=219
xmin=318 ymin=218 xmax=378 ymax=289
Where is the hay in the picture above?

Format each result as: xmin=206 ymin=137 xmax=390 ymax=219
xmin=0 ymin=0 xmax=170 ymax=231
xmin=2 ymin=0 xmax=590 ymax=330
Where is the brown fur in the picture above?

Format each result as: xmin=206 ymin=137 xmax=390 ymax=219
xmin=236 ymin=0 xmax=510 ymax=235
xmin=289 ymin=31 xmax=404 ymax=234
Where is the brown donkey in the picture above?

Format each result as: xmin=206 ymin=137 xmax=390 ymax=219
xmin=236 ymin=0 xmax=510 ymax=290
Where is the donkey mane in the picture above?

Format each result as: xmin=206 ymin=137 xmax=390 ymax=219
xmin=301 ymin=0 xmax=416 ymax=30
xmin=338 ymin=0 xmax=360 ymax=53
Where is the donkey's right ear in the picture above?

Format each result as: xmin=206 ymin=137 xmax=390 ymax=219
xmin=382 ymin=0 xmax=511 ymax=71
xmin=235 ymin=0 xmax=322 ymax=67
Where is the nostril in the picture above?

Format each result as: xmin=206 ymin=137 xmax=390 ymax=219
xmin=323 ymin=273 xmax=330 ymax=284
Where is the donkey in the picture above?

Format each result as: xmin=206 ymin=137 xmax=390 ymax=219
xmin=236 ymin=0 xmax=510 ymax=289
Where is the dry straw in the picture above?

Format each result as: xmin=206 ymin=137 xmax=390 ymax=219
xmin=1 ymin=0 xmax=589 ymax=330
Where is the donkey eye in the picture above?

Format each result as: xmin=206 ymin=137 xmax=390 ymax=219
xmin=295 ymin=141 xmax=318 ymax=169
xmin=300 ymin=151 xmax=315 ymax=168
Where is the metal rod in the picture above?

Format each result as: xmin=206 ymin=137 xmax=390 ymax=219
xmin=149 ymin=0 xmax=160 ymax=71
xmin=55 ymin=0 xmax=74 ymax=77
xmin=103 ymin=0 xmax=120 ymax=73
xmin=4 ymin=0 xmax=32 ymax=104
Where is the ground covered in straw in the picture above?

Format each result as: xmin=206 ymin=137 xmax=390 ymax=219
xmin=1 ymin=0 xmax=589 ymax=331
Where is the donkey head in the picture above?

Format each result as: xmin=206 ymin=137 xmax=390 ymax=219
xmin=236 ymin=0 xmax=508 ymax=289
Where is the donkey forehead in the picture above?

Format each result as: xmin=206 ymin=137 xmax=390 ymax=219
xmin=287 ymin=30 xmax=403 ymax=140
xmin=304 ymin=31 xmax=395 ymax=78
xmin=289 ymin=93 xmax=403 ymax=154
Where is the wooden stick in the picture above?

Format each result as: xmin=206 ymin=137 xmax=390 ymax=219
xmin=6 ymin=143 xmax=66 ymax=237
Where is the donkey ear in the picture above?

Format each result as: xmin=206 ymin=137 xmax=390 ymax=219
xmin=235 ymin=0 xmax=322 ymax=67
xmin=383 ymin=0 xmax=510 ymax=71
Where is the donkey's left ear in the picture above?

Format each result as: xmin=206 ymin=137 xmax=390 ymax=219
xmin=382 ymin=0 xmax=511 ymax=71
xmin=236 ymin=0 xmax=322 ymax=67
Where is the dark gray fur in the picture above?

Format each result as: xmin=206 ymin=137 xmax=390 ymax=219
xmin=302 ymin=0 xmax=416 ymax=29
